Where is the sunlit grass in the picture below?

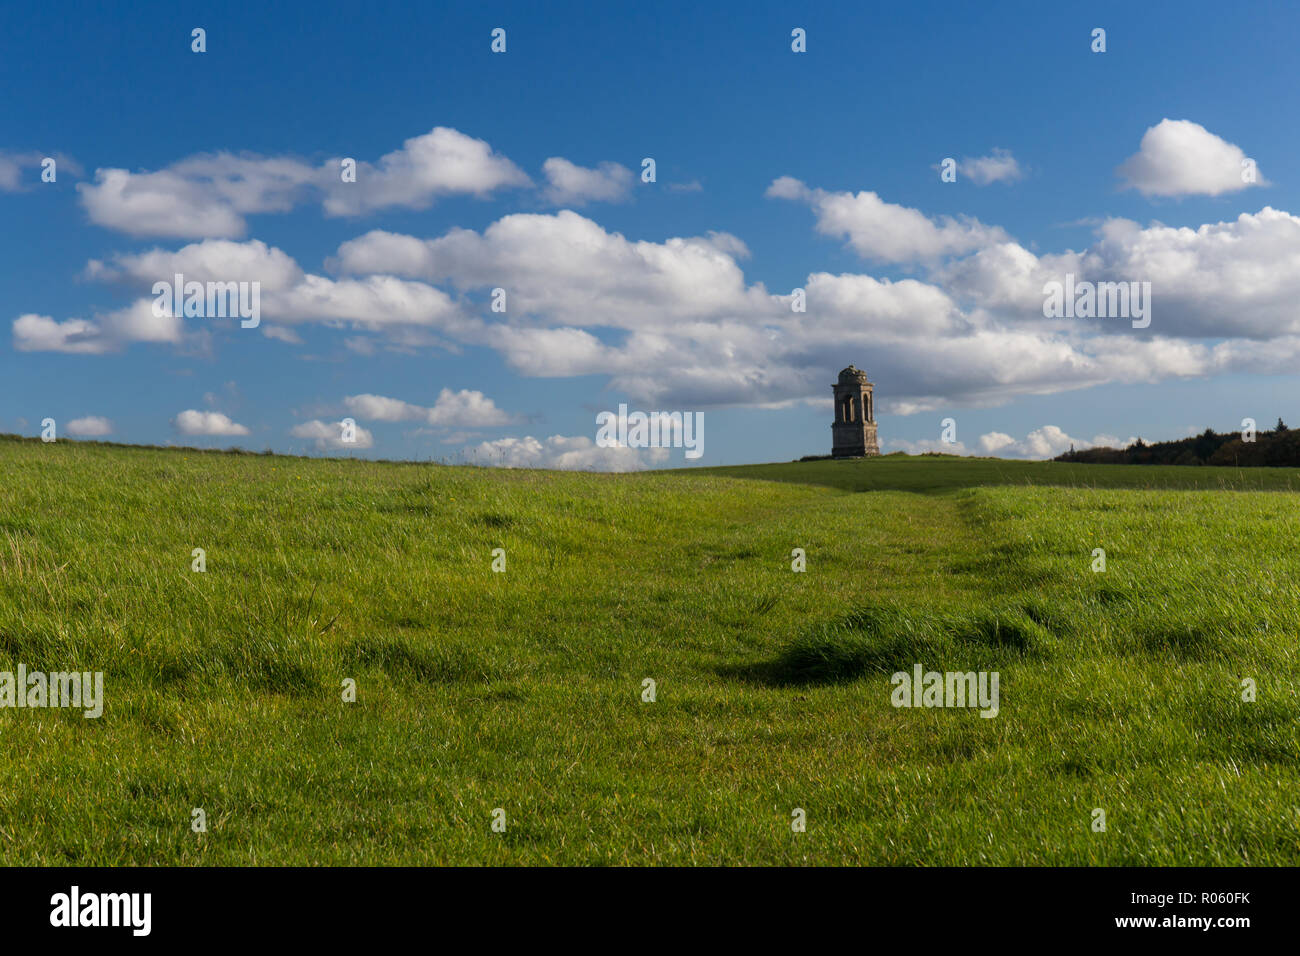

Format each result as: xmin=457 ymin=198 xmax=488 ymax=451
xmin=0 ymin=437 xmax=1296 ymax=864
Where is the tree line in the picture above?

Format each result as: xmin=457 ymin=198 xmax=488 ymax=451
xmin=1055 ymin=420 xmax=1300 ymax=466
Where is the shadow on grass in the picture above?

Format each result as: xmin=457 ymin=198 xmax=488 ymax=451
xmin=687 ymin=455 xmax=1300 ymax=495
xmin=723 ymin=601 xmax=1054 ymax=688
xmin=1196 ymin=696 xmax=1300 ymax=764
xmin=345 ymin=634 xmax=522 ymax=684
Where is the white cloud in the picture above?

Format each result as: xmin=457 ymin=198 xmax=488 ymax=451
xmin=98 ymin=298 xmax=185 ymax=344
xmin=42 ymin=160 xmax=1300 ymax=423
xmin=891 ymin=427 xmax=1133 ymax=459
xmin=331 ymin=211 xmax=777 ymax=328
xmin=423 ymin=388 xmax=515 ymax=426
xmin=173 ymin=410 xmax=251 ymax=436
xmin=975 ymin=425 xmax=1136 ymax=459
xmin=14 ymin=297 xmax=185 ymax=354
xmin=344 ymin=388 xmax=514 ymax=427
xmin=66 ymin=416 xmax=113 ymax=437
xmin=1117 ymin=119 xmax=1266 ymax=197
xmin=466 ymin=434 xmax=666 ymax=472
xmin=977 ymin=431 xmax=1017 ymax=454
xmin=765 ymin=176 xmax=811 ymax=201
xmin=541 ymin=157 xmax=633 ymax=206
xmin=325 ymin=230 xmax=433 ymax=277
xmin=804 ymin=272 xmax=961 ymax=336
xmin=321 ymin=127 xmax=531 ymax=216
xmin=88 ymin=238 xmax=304 ymax=291
xmin=76 ymin=128 xmax=530 ymax=238
xmin=767 ymin=177 xmax=1008 ymax=263
xmin=78 ymin=168 xmax=252 ymax=238
xmin=342 ymin=394 xmax=418 ymax=421
xmin=322 ymin=205 xmax=1279 ymax=412
xmin=265 ymin=274 xmax=468 ymax=330
xmin=958 ymin=148 xmax=1022 ymax=186
xmin=84 ymin=238 xmax=472 ymax=337
xmin=290 ymin=418 xmax=375 ymax=450
xmin=12 ymin=314 xmax=107 ymax=353
xmin=940 ymin=207 xmax=1300 ymax=339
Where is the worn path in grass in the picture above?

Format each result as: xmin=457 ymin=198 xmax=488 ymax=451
xmin=1 ymin=438 xmax=1296 ymax=864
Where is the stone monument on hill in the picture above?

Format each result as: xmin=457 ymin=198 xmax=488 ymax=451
xmin=831 ymin=365 xmax=880 ymax=458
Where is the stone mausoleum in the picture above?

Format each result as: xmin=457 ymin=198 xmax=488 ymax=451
xmin=831 ymin=365 xmax=880 ymax=458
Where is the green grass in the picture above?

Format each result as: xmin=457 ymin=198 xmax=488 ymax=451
xmin=1 ymin=437 xmax=1297 ymax=865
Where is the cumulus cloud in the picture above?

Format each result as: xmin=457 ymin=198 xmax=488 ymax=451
xmin=34 ymin=160 xmax=1300 ymax=422
xmin=767 ymin=177 xmax=1008 ymax=263
xmin=290 ymin=419 xmax=375 ymax=450
xmin=11 ymin=297 xmax=183 ymax=354
xmin=76 ymin=128 xmax=529 ymax=238
xmin=466 ymin=434 xmax=666 ymax=472
xmin=320 ymin=202 xmax=1300 ymax=413
xmin=66 ymin=416 xmax=113 ymax=437
xmin=331 ymin=211 xmax=776 ymax=329
xmin=324 ymin=230 xmax=433 ymax=277
xmin=98 ymin=298 xmax=185 ymax=344
xmin=1117 ymin=119 xmax=1266 ymax=197
xmin=77 ymin=238 xmax=473 ymax=340
xmin=892 ymin=426 xmax=1135 ymax=459
xmin=173 ymin=410 xmax=251 ymax=436
xmin=541 ymin=157 xmax=634 ymax=206
xmin=267 ymin=274 xmax=467 ymax=330
xmin=977 ymin=426 xmax=1136 ymax=458
xmin=940 ymin=207 xmax=1300 ymax=339
xmin=78 ymin=168 xmax=253 ymax=238
xmin=977 ymin=428 xmax=1061 ymax=457
xmin=765 ymin=176 xmax=811 ymax=201
xmin=87 ymin=238 xmax=304 ymax=291
xmin=957 ymin=148 xmax=1022 ymax=185
xmin=343 ymin=389 xmax=515 ymax=427
xmin=321 ymin=127 xmax=531 ymax=216
xmin=12 ymin=314 xmax=106 ymax=353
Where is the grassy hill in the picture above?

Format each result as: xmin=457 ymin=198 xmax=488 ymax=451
xmin=1 ymin=436 xmax=1297 ymax=864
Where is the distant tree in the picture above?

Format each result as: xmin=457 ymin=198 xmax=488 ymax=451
xmin=1276 ymin=418 xmax=1288 ymax=433
xmin=1055 ymin=421 xmax=1300 ymax=468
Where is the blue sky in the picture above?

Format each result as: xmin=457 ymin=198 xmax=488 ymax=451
xmin=4 ymin=0 xmax=1299 ymax=467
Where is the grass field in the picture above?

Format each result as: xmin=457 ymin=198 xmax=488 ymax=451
xmin=1 ymin=435 xmax=1297 ymax=865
